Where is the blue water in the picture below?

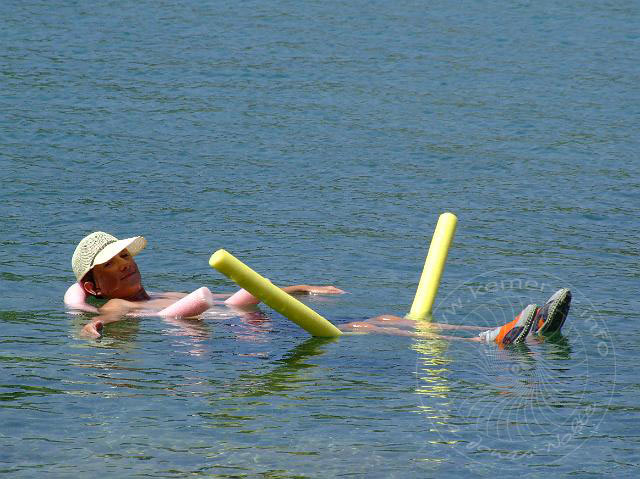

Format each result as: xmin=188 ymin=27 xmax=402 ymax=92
xmin=1 ymin=0 xmax=639 ymax=477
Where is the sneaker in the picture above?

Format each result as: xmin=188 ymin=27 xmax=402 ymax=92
xmin=479 ymin=304 xmax=538 ymax=346
xmin=530 ymin=288 xmax=571 ymax=337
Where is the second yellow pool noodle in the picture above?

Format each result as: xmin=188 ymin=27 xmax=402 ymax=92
xmin=209 ymin=249 xmax=342 ymax=338
xmin=407 ymin=212 xmax=458 ymax=320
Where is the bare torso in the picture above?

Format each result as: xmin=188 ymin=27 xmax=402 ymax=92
xmin=98 ymin=291 xmax=232 ymax=316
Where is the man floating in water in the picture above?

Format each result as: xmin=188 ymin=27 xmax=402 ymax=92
xmin=66 ymin=231 xmax=571 ymax=345
xmin=67 ymin=231 xmax=344 ymax=338
xmin=344 ymin=288 xmax=571 ymax=346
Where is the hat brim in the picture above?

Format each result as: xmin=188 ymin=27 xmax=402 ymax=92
xmin=92 ymin=236 xmax=147 ymax=268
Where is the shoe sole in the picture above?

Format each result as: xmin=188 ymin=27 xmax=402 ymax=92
xmin=536 ymin=289 xmax=571 ymax=336
xmin=504 ymin=304 xmax=538 ymax=345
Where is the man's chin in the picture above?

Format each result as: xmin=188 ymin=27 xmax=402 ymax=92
xmin=125 ymin=286 xmax=148 ymax=301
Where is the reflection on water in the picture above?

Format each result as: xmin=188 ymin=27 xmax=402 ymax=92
xmin=411 ymin=315 xmax=596 ymax=464
xmin=222 ymin=337 xmax=337 ymax=400
xmin=0 ymin=304 xmax=627 ymax=476
xmin=413 ymin=323 xmax=452 ymax=399
xmin=67 ymin=306 xmax=280 ymax=356
xmin=161 ymin=316 xmax=211 ymax=357
xmin=412 ymin=323 xmax=454 ymax=435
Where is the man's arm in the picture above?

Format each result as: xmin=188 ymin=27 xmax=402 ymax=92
xmin=82 ymin=286 xmax=347 ymax=336
xmin=80 ymin=298 xmax=143 ymax=338
xmin=81 ymin=312 xmax=128 ymax=338
xmin=225 ymin=284 xmax=345 ymax=307
xmin=281 ymin=285 xmax=346 ymax=295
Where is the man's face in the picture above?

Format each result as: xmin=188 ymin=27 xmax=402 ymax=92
xmin=91 ymin=249 xmax=143 ymax=299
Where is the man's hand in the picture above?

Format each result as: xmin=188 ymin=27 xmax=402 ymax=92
xmin=81 ymin=320 xmax=104 ymax=339
xmin=283 ymin=285 xmax=346 ymax=295
xmin=80 ymin=313 xmax=124 ymax=339
xmin=304 ymin=285 xmax=346 ymax=295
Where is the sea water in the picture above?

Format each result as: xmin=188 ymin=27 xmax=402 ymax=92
xmin=1 ymin=0 xmax=638 ymax=477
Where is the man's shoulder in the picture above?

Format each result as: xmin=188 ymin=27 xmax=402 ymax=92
xmin=99 ymin=298 xmax=138 ymax=313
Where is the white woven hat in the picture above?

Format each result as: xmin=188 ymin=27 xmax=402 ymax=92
xmin=72 ymin=231 xmax=147 ymax=281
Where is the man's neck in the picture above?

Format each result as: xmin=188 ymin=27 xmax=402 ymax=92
xmin=124 ymin=288 xmax=150 ymax=301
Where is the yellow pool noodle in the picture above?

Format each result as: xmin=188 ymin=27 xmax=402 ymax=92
xmin=209 ymin=249 xmax=342 ymax=338
xmin=407 ymin=212 xmax=457 ymax=320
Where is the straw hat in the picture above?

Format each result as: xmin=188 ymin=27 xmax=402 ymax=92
xmin=72 ymin=231 xmax=147 ymax=281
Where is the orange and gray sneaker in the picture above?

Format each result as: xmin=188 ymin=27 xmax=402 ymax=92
xmin=479 ymin=304 xmax=538 ymax=346
xmin=530 ymin=288 xmax=571 ymax=337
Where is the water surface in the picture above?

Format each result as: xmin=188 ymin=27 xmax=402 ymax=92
xmin=1 ymin=0 xmax=638 ymax=477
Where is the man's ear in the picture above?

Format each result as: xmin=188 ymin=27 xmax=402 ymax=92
xmin=82 ymin=281 xmax=99 ymax=296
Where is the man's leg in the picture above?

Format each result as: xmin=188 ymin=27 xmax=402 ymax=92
xmin=366 ymin=315 xmax=487 ymax=331
xmin=340 ymin=320 xmax=481 ymax=341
